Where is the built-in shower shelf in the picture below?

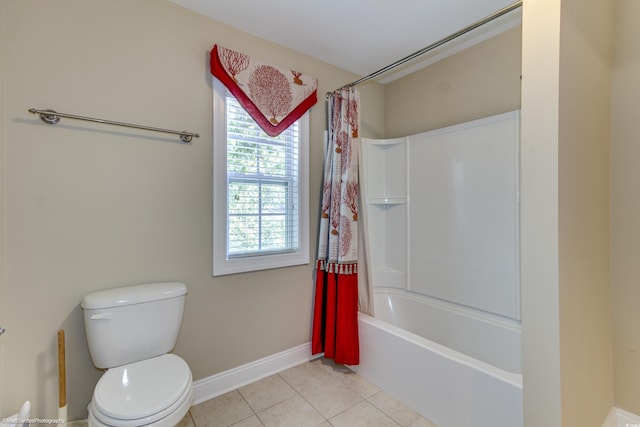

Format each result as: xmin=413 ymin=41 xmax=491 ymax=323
xmin=368 ymin=197 xmax=406 ymax=206
xmin=362 ymin=136 xmax=408 ymax=290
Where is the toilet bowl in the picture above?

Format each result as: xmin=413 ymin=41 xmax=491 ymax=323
xmin=87 ymin=355 xmax=192 ymax=427
xmin=81 ymin=282 xmax=193 ymax=427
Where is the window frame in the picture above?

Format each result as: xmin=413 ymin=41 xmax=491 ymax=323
xmin=212 ymin=78 xmax=309 ymax=276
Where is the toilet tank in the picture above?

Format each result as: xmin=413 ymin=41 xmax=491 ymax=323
xmin=81 ymin=282 xmax=187 ymax=369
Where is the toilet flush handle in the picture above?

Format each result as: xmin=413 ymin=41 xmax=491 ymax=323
xmin=90 ymin=313 xmax=113 ymax=320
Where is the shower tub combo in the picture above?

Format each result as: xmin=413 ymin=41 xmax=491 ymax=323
xmin=355 ymin=111 xmax=523 ymax=427
xmin=352 ymin=291 xmax=522 ymax=427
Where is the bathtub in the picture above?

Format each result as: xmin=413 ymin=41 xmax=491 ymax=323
xmin=349 ymin=290 xmax=523 ymax=427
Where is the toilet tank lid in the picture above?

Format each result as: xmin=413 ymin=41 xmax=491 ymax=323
xmin=81 ymin=282 xmax=187 ymax=310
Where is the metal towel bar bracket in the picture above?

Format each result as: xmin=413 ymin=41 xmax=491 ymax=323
xmin=28 ymin=108 xmax=200 ymax=143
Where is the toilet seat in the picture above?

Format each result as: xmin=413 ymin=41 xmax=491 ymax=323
xmin=90 ymin=354 xmax=192 ymax=427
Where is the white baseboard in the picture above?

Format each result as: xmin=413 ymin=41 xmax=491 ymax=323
xmin=192 ymin=342 xmax=312 ymax=405
xmin=603 ymin=407 xmax=640 ymax=427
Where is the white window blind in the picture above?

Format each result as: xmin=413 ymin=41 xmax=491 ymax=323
xmin=226 ymin=95 xmax=300 ymax=257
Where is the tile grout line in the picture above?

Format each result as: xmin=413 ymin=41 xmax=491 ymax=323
xmin=186 ymin=360 xmax=436 ymax=427
xmin=277 ymin=372 xmax=331 ymax=426
xmin=236 ymin=385 xmax=264 ymax=426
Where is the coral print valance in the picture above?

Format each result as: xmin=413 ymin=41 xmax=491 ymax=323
xmin=210 ymin=44 xmax=318 ymax=137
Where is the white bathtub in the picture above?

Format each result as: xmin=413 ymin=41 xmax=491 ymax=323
xmin=349 ymin=290 xmax=523 ymax=427
xmin=373 ymin=289 xmax=522 ymax=374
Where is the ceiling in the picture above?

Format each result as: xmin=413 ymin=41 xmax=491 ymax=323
xmin=170 ymin=0 xmax=521 ymax=84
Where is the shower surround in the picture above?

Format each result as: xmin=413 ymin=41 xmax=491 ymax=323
xmin=354 ymin=111 xmax=522 ymax=427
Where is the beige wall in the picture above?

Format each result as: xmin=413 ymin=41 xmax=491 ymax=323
xmin=384 ymin=25 xmax=522 ymax=138
xmin=0 ymin=0 xmax=383 ymax=420
xmin=0 ymin=1 xmax=6 ymax=418
xmin=611 ymin=0 xmax=640 ymax=416
xmin=557 ymin=0 xmax=615 ymax=424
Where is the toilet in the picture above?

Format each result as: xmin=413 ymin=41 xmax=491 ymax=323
xmin=81 ymin=282 xmax=193 ymax=427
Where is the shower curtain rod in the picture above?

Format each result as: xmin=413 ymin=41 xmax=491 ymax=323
xmin=28 ymin=108 xmax=200 ymax=143
xmin=328 ymin=0 xmax=522 ymax=95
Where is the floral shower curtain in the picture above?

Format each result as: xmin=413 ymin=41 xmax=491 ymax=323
xmin=311 ymin=87 xmax=361 ymax=365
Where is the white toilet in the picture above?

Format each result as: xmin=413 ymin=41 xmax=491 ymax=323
xmin=81 ymin=282 xmax=193 ymax=427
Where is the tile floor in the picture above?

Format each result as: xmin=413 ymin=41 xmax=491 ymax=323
xmin=179 ymin=358 xmax=438 ymax=427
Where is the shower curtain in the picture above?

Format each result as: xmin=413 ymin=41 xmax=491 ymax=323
xmin=311 ymin=87 xmax=362 ymax=365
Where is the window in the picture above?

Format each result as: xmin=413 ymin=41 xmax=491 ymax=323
xmin=213 ymin=79 xmax=309 ymax=276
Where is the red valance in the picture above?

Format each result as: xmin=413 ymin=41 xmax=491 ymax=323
xmin=210 ymin=44 xmax=318 ymax=137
